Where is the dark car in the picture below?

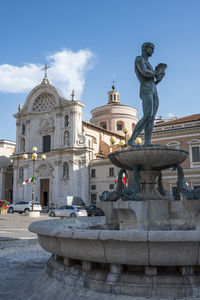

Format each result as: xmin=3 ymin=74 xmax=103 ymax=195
xmin=85 ymin=205 xmax=104 ymax=217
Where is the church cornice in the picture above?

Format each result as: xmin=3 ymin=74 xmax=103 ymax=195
xmin=50 ymin=147 xmax=90 ymax=155
xmin=90 ymin=103 xmax=137 ymax=115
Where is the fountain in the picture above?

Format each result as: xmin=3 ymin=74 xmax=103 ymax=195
xmin=27 ymin=43 xmax=200 ymax=299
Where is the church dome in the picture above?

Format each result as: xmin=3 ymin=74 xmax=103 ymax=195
xmin=90 ymin=84 xmax=138 ymax=134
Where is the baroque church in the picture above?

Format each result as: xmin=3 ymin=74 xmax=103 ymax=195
xmin=12 ymin=73 xmax=138 ymax=208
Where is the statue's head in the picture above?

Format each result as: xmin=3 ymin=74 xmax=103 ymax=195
xmin=142 ymin=42 xmax=155 ymax=56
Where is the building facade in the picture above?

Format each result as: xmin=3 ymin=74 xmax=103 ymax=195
xmin=12 ymin=77 xmax=91 ymax=207
xmin=0 ymin=139 xmax=15 ymax=202
xmin=152 ymin=114 xmax=200 ymax=200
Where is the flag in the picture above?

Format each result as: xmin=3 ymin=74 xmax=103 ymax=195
xmin=23 ymin=176 xmax=35 ymax=185
xmin=31 ymin=176 xmax=35 ymax=186
xmin=115 ymin=172 xmax=126 ymax=185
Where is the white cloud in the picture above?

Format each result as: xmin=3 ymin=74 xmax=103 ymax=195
xmin=47 ymin=49 xmax=94 ymax=98
xmin=167 ymin=113 xmax=176 ymax=118
xmin=0 ymin=49 xmax=95 ymax=98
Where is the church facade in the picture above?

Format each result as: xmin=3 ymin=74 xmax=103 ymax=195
xmin=12 ymin=76 xmax=138 ymax=207
xmin=12 ymin=77 xmax=91 ymax=207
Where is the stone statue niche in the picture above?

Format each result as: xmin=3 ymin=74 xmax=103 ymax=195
xmin=63 ymin=162 xmax=69 ymax=179
xmin=63 ymin=130 xmax=69 ymax=146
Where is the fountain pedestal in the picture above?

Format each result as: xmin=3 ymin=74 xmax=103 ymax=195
xmin=108 ymin=145 xmax=188 ymax=201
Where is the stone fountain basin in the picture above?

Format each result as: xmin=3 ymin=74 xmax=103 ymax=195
xmin=29 ymin=217 xmax=200 ymax=267
xmin=108 ymin=146 xmax=188 ymax=170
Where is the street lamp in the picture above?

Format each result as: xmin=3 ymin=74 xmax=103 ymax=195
xmin=135 ymin=137 xmax=142 ymax=145
xmin=126 ymin=133 xmax=131 ymax=142
xmin=122 ymin=126 xmax=129 ymax=147
xmin=119 ymin=139 xmax=125 ymax=149
xmin=110 ymin=136 xmax=116 ymax=152
xmin=23 ymin=147 xmax=46 ymax=211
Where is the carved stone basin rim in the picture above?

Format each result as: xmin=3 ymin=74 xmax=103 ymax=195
xmin=108 ymin=146 xmax=188 ymax=171
xmin=29 ymin=218 xmax=200 ymax=267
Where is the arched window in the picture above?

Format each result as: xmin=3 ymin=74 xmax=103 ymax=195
xmin=100 ymin=122 xmax=107 ymax=130
xmin=132 ymin=123 xmax=136 ymax=131
xmin=110 ymin=94 xmax=113 ymax=102
xmin=116 ymin=121 xmax=124 ymax=131
xmin=22 ymin=124 xmax=25 ymax=135
xmin=64 ymin=115 xmax=69 ymax=127
xmin=19 ymin=167 xmax=24 ymax=181
xmin=167 ymin=141 xmax=180 ymax=149
xmin=63 ymin=162 xmax=69 ymax=178
xmin=20 ymin=138 xmax=25 ymax=153
xmin=63 ymin=130 xmax=69 ymax=146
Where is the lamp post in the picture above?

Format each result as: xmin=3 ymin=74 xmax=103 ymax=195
xmin=122 ymin=126 xmax=129 ymax=147
xmin=119 ymin=139 xmax=125 ymax=149
xmin=23 ymin=147 xmax=46 ymax=212
xmin=110 ymin=136 xmax=116 ymax=152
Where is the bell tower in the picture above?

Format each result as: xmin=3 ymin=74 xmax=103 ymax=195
xmin=107 ymin=81 xmax=120 ymax=104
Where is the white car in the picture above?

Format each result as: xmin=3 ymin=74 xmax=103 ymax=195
xmin=49 ymin=205 xmax=88 ymax=218
xmin=8 ymin=201 xmax=42 ymax=214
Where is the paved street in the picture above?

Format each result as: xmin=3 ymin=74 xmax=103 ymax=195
xmin=0 ymin=212 xmax=51 ymax=240
xmin=0 ymin=213 xmax=51 ymax=300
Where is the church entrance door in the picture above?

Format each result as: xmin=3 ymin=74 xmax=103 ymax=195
xmin=40 ymin=179 xmax=49 ymax=207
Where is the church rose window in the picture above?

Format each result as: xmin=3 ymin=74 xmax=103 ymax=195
xmin=32 ymin=93 xmax=56 ymax=112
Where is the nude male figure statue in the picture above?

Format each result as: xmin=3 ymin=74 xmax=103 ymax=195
xmin=128 ymin=42 xmax=167 ymax=146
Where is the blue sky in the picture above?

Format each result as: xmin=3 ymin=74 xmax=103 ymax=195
xmin=1 ymin=0 xmax=200 ymax=141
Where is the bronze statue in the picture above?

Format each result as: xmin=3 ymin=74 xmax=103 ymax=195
xmin=128 ymin=42 xmax=167 ymax=146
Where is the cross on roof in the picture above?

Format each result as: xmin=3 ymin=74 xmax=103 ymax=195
xmin=42 ymin=62 xmax=50 ymax=78
xmin=112 ymin=79 xmax=116 ymax=86
xmin=112 ymin=79 xmax=116 ymax=91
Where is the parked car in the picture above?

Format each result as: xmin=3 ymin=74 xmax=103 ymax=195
xmin=85 ymin=205 xmax=105 ymax=216
xmin=0 ymin=200 xmax=10 ymax=209
xmin=49 ymin=205 xmax=88 ymax=218
xmin=8 ymin=201 xmax=42 ymax=214
xmin=58 ymin=196 xmax=86 ymax=207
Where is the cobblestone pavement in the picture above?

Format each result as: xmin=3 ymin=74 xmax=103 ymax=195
xmin=0 ymin=213 xmax=51 ymax=300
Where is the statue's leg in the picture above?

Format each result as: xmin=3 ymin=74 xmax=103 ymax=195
xmin=144 ymin=91 xmax=158 ymax=145
xmin=128 ymin=88 xmax=153 ymax=146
